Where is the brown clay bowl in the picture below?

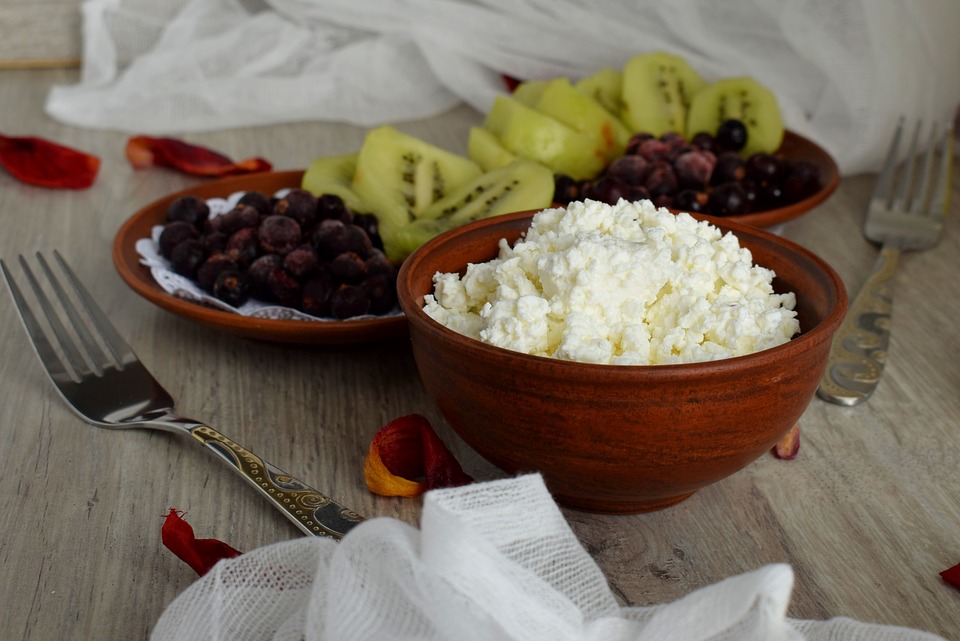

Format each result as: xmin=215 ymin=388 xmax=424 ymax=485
xmin=396 ymin=210 xmax=847 ymax=514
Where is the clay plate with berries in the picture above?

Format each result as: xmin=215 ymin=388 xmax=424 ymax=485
xmin=112 ymin=171 xmax=408 ymax=345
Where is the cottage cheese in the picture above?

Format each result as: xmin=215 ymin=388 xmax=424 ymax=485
xmin=423 ymin=199 xmax=800 ymax=365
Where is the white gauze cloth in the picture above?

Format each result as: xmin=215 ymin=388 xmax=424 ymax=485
xmin=149 ymin=474 xmax=947 ymax=641
xmin=46 ymin=0 xmax=960 ymax=175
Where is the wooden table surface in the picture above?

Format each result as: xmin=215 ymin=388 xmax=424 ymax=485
xmin=1 ymin=68 xmax=958 ymax=641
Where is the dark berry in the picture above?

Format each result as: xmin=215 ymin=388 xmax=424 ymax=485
xmin=202 ymin=231 xmax=229 ymax=255
xmin=274 ymin=188 xmax=318 ymax=229
xmin=674 ymin=189 xmax=709 ymax=213
xmin=237 ymin=191 xmax=273 ymax=218
xmin=283 ymin=245 xmax=320 ymax=280
xmin=364 ymin=250 xmax=396 ymax=278
xmin=212 ymin=270 xmax=250 ymax=307
xmin=363 ymin=273 xmax=398 ymax=314
xmin=584 ymin=176 xmax=632 ymax=205
xmin=169 ymin=238 xmax=206 ymax=278
xmin=159 ymin=221 xmax=198 ymax=259
xmin=716 ymin=119 xmax=748 ymax=152
xmin=707 ymin=182 xmax=748 ymax=216
xmin=266 ymin=266 xmax=301 ymax=307
xmin=196 ymin=254 xmax=239 ymax=292
xmin=690 ymin=132 xmax=717 ymax=153
xmin=214 ymin=204 xmax=261 ymax=236
xmin=636 ymin=138 xmax=672 ymax=162
xmin=225 ymin=227 xmax=259 ymax=267
xmin=352 ymin=213 xmax=385 ymax=252
xmin=330 ymin=251 xmax=367 ymax=284
xmin=316 ymin=193 xmax=353 ymax=223
xmin=711 ymin=152 xmax=746 ymax=185
xmin=673 ymin=150 xmax=717 ymax=189
xmin=247 ymin=254 xmax=283 ymax=300
xmin=330 ymin=283 xmax=371 ymax=319
xmin=301 ymin=274 xmax=335 ymax=317
xmin=782 ymin=160 xmax=821 ymax=202
xmin=166 ymin=195 xmax=209 ymax=227
xmin=643 ymin=160 xmax=678 ymax=197
xmin=605 ymin=155 xmax=650 ymax=186
xmin=745 ymin=153 xmax=783 ymax=185
xmin=553 ymin=174 xmax=581 ymax=204
xmin=624 ymin=132 xmax=655 ymax=155
xmin=258 ymin=215 xmax=301 ymax=255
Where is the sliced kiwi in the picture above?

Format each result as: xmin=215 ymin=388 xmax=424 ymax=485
xmin=686 ymin=77 xmax=785 ymax=156
xmin=620 ymin=51 xmax=706 ymax=137
xmin=511 ymin=79 xmax=551 ymax=107
xmin=531 ymin=77 xmax=631 ymax=163
xmin=574 ymin=67 xmax=624 ymax=116
xmin=468 ymin=126 xmax=518 ymax=171
xmin=385 ymin=160 xmax=554 ymax=259
xmin=301 ymin=153 xmax=371 ymax=213
xmin=351 ymin=125 xmax=482 ymax=232
xmin=483 ymin=95 xmax=606 ymax=180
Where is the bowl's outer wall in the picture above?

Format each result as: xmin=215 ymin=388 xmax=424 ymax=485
xmin=398 ymin=211 xmax=847 ymax=513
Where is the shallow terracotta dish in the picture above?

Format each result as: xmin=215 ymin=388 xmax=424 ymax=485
xmin=112 ymin=171 xmax=407 ymax=345
xmin=396 ymin=210 xmax=847 ymax=514
xmin=669 ymin=130 xmax=840 ymax=228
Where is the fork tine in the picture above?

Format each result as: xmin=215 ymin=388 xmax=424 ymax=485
xmin=891 ymin=120 xmax=922 ymax=212
xmin=909 ymin=123 xmax=940 ymax=215
xmin=1 ymin=257 xmax=82 ymax=384
xmin=873 ymin=117 xmax=904 ymax=206
xmin=51 ymin=251 xmax=138 ymax=368
xmin=929 ymin=125 xmax=954 ymax=218
xmin=35 ymin=252 xmax=110 ymax=376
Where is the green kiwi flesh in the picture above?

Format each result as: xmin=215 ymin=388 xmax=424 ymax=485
xmin=686 ymin=77 xmax=785 ymax=156
xmin=385 ymin=159 xmax=554 ymax=259
xmin=620 ymin=51 xmax=706 ymax=137
xmin=301 ymin=153 xmax=371 ymax=214
xmin=574 ymin=68 xmax=624 ymax=117
xmin=467 ymin=126 xmax=517 ymax=171
xmin=351 ymin=125 xmax=482 ymax=232
xmin=483 ymin=95 xmax=605 ymax=180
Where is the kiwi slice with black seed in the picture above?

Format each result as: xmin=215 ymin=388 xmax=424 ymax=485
xmin=384 ymin=160 xmax=554 ymax=260
xmin=686 ymin=77 xmax=785 ymax=156
xmin=301 ymin=152 xmax=371 ymax=214
xmin=574 ymin=67 xmax=624 ymax=117
xmin=351 ymin=125 xmax=483 ymax=233
xmin=620 ymin=51 xmax=706 ymax=137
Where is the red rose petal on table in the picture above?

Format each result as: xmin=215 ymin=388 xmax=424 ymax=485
xmin=0 ymin=133 xmax=100 ymax=189
xmin=161 ymin=508 xmax=243 ymax=576
xmin=942 ymin=563 xmax=960 ymax=589
xmin=125 ymin=136 xmax=272 ymax=177
xmin=772 ymin=423 xmax=801 ymax=460
xmin=364 ymin=414 xmax=473 ymax=498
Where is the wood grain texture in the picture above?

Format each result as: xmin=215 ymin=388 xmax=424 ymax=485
xmin=0 ymin=3 xmax=82 ymax=66
xmin=0 ymin=68 xmax=958 ymax=640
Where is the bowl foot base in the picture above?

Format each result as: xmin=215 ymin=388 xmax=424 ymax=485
xmin=553 ymin=490 xmax=697 ymax=514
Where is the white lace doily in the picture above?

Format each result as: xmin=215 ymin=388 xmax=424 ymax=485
xmin=135 ymin=189 xmax=403 ymax=322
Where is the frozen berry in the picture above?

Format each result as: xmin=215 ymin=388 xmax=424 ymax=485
xmin=166 ymin=195 xmax=210 ymax=227
xmin=690 ymin=131 xmax=717 ymax=153
xmin=212 ymin=270 xmax=250 ymax=306
xmin=711 ymin=152 xmax=746 ymax=185
xmin=237 ymin=191 xmax=272 ymax=218
xmin=745 ymin=153 xmax=783 ymax=185
xmin=330 ymin=284 xmax=371 ymax=319
xmin=316 ymin=193 xmax=353 ymax=223
xmin=553 ymin=174 xmax=581 ymax=204
xmin=352 ymin=213 xmax=384 ymax=252
xmin=584 ymin=176 xmax=632 ymax=205
xmin=301 ymin=275 xmax=335 ymax=317
xmin=214 ymin=204 xmax=261 ymax=236
xmin=274 ymin=188 xmax=318 ymax=229
xmin=674 ymin=189 xmax=709 ymax=213
xmin=643 ymin=161 xmax=678 ymax=197
xmin=247 ymin=254 xmax=283 ymax=300
xmin=605 ymin=155 xmax=650 ymax=186
xmin=267 ymin=266 xmax=301 ymax=307
xmin=169 ymin=238 xmax=206 ymax=278
xmin=708 ymin=182 xmax=748 ymax=216
xmin=283 ymin=245 xmax=320 ymax=280
xmin=196 ymin=254 xmax=239 ymax=292
xmin=159 ymin=221 xmax=198 ymax=259
xmin=673 ymin=150 xmax=717 ymax=189
xmin=225 ymin=227 xmax=259 ymax=267
xmin=330 ymin=251 xmax=367 ymax=284
xmin=364 ymin=273 xmax=398 ymax=314
xmin=258 ymin=215 xmax=301 ymax=255
xmin=624 ymin=132 xmax=655 ymax=155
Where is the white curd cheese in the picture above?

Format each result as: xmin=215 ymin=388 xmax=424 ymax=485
xmin=422 ymin=199 xmax=800 ymax=365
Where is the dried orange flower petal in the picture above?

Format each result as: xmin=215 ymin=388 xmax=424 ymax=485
xmin=0 ymin=133 xmax=100 ymax=189
xmin=126 ymin=136 xmax=271 ymax=177
xmin=772 ymin=422 xmax=800 ymax=460
xmin=364 ymin=414 xmax=473 ymax=498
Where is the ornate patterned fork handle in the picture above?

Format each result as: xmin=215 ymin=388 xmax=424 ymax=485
xmin=187 ymin=423 xmax=364 ymax=539
xmin=817 ymin=245 xmax=900 ymax=406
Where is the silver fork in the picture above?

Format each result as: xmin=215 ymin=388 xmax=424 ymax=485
xmin=0 ymin=251 xmax=363 ymax=539
xmin=818 ymin=119 xmax=953 ymax=406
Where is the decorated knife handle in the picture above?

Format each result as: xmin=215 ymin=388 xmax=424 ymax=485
xmin=817 ymin=245 xmax=900 ymax=406
xmin=189 ymin=424 xmax=364 ymax=539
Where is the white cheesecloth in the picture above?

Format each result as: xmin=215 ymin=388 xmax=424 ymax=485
xmin=149 ymin=474 xmax=949 ymax=641
xmin=44 ymin=0 xmax=960 ymax=175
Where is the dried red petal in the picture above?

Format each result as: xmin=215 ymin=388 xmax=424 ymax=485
xmin=502 ymin=75 xmax=522 ymax=92
xmin=161 ymin=508 xmax=242 ymax=576
xmin=0 ymin=133 xmax=100 ymax=189
xmin=942 ymin=563 xmax=960 ymax=590
xmin=772 ymin=423 xmax=801 ymax=460
xmin=126 ymin=136 xmax=272 ymax=177
xmin=364 ymin=414 xmax=473 ymax=498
